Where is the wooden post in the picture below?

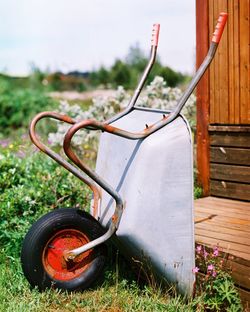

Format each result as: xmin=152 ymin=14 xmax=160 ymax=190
xmin=196 ymin=0 xmax=210 ymax=195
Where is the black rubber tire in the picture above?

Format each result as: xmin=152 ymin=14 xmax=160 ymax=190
xmin=21 ymin=208 xmax=106 ymax=291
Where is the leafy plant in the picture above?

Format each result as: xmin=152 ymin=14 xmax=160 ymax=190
xmin=0 ymin=147 xmax=91 ymax=260
xmin=193 ymin=245 xmax=242 ymax=311
xmin=0 ymin=88 xmax=58 ymax=135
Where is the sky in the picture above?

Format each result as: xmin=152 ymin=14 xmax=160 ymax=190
xmin=0 ymin=0 xmax=196 ymax=76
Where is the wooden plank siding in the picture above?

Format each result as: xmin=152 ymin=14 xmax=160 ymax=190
xmin=210 ymin=147 xmax=250 ymax=165
xmin=210 ymin=130 xmax=250 ymax=147
xmin=208 ymin=0 xmax=250 ymax=125
xmin=209 ymin=127 xmax=250 ymax=201
xmin=210 ymin=180 xmax=250 ymax=201
xmin=210 ymin=164 xmax=250 ymax=183
xmin=239 ymin=0 xmax=250 ymax=124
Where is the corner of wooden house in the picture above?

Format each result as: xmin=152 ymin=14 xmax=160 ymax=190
xmin=195 ymin=0 xmax=250 ymax=306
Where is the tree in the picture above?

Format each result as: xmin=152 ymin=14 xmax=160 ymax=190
xmin=110 ymin=60 xmax=131 ymax=89
xmin=126 ymin=43 xmax=147 ymax=72
xmin=97 ymin=66 xmax=110 ymax=86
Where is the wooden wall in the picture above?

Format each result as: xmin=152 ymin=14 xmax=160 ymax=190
xmin=196 ymin=0 xmax=250 ymax=200
xmin=209 ymin=125 xmax=250 ymax=200
xmin=209 ymin=0 xmax=250 ymax=124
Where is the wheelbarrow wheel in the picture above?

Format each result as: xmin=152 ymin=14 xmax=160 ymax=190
xmin=21 ymin=208 xmax=106 ymax=291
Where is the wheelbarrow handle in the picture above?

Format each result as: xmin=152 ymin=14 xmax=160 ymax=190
xmin=165 ymin=12 xmax=228 ymax=120
xmin=29 ymin=112 xmax=101 ymax=216
xmin=109 ymin=13 xmax=228 ymax=127
xmin=63 ymin=119 xmax=124 ymax=259
xmin=151 ymin=23 xmax=160 ymax=47
xmin=212 ymin=12 xmax=228 ymax=43
xmin=107 ymin=23 xmax=160 ymax=124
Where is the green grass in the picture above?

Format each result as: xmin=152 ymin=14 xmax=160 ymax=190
xmin=0 ymin=254 xmax=204 ymax=312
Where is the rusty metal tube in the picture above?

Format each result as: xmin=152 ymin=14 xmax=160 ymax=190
xmin=165 ymin=42 xmax=218 ymax=124
xmin=63 ymin=120 xmax=124 ymax=259
xmin=107 ymin=24 xmax=160 ymax=124
xmin=64 ymin=223 xmax=116 ymax=260
xmin=29 ymin=112 xmax=101 ymax=215
xmin=107 ymin=44 xmax=218 ymax=138
xmin=63 ymin=120 xmax=123 ymax=214
xmin=107 ymin=44 xmax=158 ymax=124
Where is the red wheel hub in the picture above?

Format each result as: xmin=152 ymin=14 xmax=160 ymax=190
xmin=42 ymin=229 xmax=92 ymax=281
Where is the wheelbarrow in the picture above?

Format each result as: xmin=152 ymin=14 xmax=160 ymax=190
xmin=21 ymin=13 xmax=228 ymax=295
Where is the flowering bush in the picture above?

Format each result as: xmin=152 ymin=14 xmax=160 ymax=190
xmin=48 ymin=76 xmax=196 ymax=151
xmin=137 ymin=76 xmax=196 ymax=129
xmin=193 ymin=245 xmax=242 ymax=311
xmin=48 ymin=86 xmax=129 ymax=150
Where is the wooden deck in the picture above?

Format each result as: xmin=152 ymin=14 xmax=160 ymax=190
xmin=194 ymin=196 xmax=250 ymax=306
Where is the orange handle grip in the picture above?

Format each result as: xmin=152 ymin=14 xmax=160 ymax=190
xmin=151 ymin=23 xmax=160 ymax=46
xmin=212 ymin=12 xmax=228 ymax=43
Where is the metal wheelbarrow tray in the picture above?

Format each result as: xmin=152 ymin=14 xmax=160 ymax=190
xmin=21 ymin=13 xmax=228 ymax=296
xmin=95 ymin=108 xmax=194 ymax=294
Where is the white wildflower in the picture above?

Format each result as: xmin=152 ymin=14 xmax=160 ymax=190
xmin=48 ymin=76 xmax=196 ymax=153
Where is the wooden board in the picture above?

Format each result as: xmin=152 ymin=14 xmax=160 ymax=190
xmin=209 ymin=125 xmax=250 ymax=132
xmin=228 ymin=260 xmax=250 ymax=289
xmin=196 ymin=205 xmax=250 ymax=221
xmin=228 ymin=0 xmax=235 ymax=123
xmin=196 ymin=222 xmax=250 ymax=239
xmin=197 ymin=196 xmax=250 ymax=208
xmin=195 ymin=198 xmax=250 ymax=213
xmin=196 ymin=0 xmax=210 ymax=195
xmin=210 ymin=164 xmax=250 ymax=183
xmin=208 ymin=0 xmax=215 ymax=122
xmin=238 ymin=288 xmax=250 ymax=309
xmin=210 ymin=147 xmax=250 ymax=166
xmin=195 ymin=228 xmax=250 ymax=249
xmin=195 ymin=215 xmax=250 ymax=233
xmin=218 ymin=0 xmax=229 ymax=124
xmin=239 ymin=0 xmax=250 ymax=124
xmin=210 ymin=180 xmax=250 ymax=201
xmin=210 ymin=132 xmax=250 ymax=148
xmin=196 ymin=234 xmax=250 ymax=260
xmin=233 ymin=0 xmax=240 ymax=124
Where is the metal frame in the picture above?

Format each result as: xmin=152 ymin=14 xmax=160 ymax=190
xmin=29 ymin=14 xmax=227 ymax=260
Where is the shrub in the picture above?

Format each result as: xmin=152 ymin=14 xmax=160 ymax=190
xmin=48 ymin=86 xmax=129 ymax=151
xmin=0 ymin=148 xmax=91 ymax=259
xmin=48 ymin=76 xmax=196 ymax=151
xmin=0 ymin=89 xmax=58 ymax=135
